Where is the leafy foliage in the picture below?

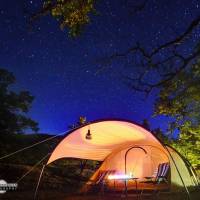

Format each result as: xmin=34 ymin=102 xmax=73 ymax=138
xmin=152 ymin=128 xmax=172 ymax=144
xmin=42 ymin=0 xmax=97 ymax=37
xmin=154 ymin=63 xmax=200 ymax=168
xmin=0 ymin=68 xmax=39 ymax=134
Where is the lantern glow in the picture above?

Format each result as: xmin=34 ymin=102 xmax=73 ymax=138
xmin=108 ymin=173 xmax=133 ymax=180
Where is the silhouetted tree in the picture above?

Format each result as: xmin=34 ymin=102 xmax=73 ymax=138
xmin=0 ymin=68 xmax=39 ymax=134
xmin=142 ymin=119 xmax=150 ymax=131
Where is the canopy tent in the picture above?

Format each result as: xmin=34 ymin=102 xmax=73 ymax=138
xmin=47 ymin=120 xmax=167 ymax=164
xmin=46 ymin=119 xmax=199 ymax=196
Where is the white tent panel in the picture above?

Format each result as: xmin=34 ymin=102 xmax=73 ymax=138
xmin=166 ymin=146 xmax=196 ymax=188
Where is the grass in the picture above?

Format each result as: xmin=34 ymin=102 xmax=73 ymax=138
xmin=1 ymin=190 xmax=200 ymax=200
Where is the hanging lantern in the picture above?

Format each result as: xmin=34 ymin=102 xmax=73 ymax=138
xmin=86 ymin=129 xmax=92 ymax=140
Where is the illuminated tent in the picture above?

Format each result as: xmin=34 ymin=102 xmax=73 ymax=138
xmin=47 ymin=119 xmax=199 ymax=195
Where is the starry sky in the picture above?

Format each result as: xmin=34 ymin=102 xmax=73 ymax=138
xmin=0 ymin=0 xmax=200 ymax=134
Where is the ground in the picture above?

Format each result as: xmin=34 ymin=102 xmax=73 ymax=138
xmin=0 ymin=134 xmax=199 ymax=200
xmin=1 ymin=190 xmax=200 ymax=200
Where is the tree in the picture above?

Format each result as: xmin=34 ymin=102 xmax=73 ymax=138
xmin=153 ymin=62 xmax=200 ymax=168
xmin=31 ymin=0 xmax=97 ymax=37
xmin=0 ymin=68 xmax=39 ymax=134
xmin=101 ymin=8 xmax=200 ymax=168
xmin=142 ymin=119 xmax=150 ymax=131
xmin=111 ymin=34 xmax=200 ymax=167
xmin=33 ymin=1 xmax=200 ymax=167
xmin=68 ymin=116 xmax=87 ymax=129
xmin=152 ymin=128 xmax=172 ymax=145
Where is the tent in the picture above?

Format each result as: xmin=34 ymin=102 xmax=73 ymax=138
xmin=47 ymin=119 xmax=199 ymax=197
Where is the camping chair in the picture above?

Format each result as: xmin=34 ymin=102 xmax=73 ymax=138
xmin=156 ymin=162 xmax=170 ymax=184
xmin=140 ymin=162 xmax=170 ymax=199
xmin=87 ymin=170 xmax=116 ymax=194
xmin=142 ymin=162 xmax=170 ymax=184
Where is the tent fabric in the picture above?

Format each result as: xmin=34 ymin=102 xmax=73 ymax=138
xmin=90 ymin=145 xmax=169 ymax=179
xmin=47 ymin=120 xmax=166 ymax=164
xmin=84 ymin=145 xmax=197 ymax=192
xmin=86 ymin=145 xmax=170 ymax=190
xmin=166 ymin=146 xmax=197 ymax=188
xmin=47 ymin=119 xmax=198 ymax=192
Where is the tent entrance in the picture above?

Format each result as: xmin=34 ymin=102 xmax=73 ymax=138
xmin=86 ymin=145 xmax=171 ymax=194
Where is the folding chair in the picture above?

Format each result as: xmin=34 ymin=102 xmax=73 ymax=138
xmin=155 ymin=162 xmax=170 ymax=184
xmin=142 ymin=162 xmax=170 ymax=184
xmin=140 ymin=162 xmax=170 ymax=199
xmin=88 ymin=170 xmax=115 ymax=194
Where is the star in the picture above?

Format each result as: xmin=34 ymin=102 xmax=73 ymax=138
xmin=29 ymin=54 xmax=35 ymax=58
xmin=0 ymin=0 xmax=198 ymax=134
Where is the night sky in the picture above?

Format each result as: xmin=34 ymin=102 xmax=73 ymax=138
xmin=1 ymin=0 xmax=200 ymax=133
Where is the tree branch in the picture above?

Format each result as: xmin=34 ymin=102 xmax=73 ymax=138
xmin=127 ymin=48 xmax=200 ymax=94
xmin=150 ymin=15 xmax=200 ymax=56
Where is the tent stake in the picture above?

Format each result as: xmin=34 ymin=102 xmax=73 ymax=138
xmin=34 ymin=164 xmax=45 ymax=200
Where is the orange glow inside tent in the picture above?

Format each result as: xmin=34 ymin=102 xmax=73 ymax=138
xmin=47 ymin=120 xmax=166 ymax=164
xmin=47 ymin=119 xmax=199 ymax=193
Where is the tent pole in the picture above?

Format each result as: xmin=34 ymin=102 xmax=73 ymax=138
xmin=34 ymin=164 xmax=46 ymax=200
xmin=182 ymin=156 xmax=199 ymax=186
xmin=0 ymin=131 xmax=67 ymax=161
xmin=165 ymin=147 xmax=191 ymax=200
xmin=124 ymin=146 xmax=147 ymax=197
